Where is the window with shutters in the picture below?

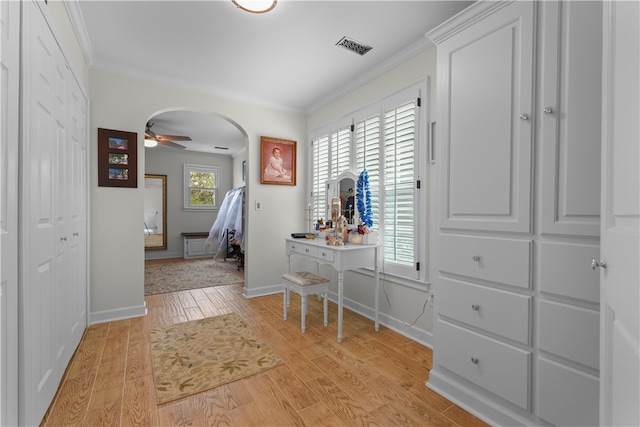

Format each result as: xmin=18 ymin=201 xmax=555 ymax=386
xmin=310 ymin=81 xmax=427 ymax=282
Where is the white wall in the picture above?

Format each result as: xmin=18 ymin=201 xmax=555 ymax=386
xmin=145 ymin=148 xmax=234 ymax=259
xmin=89 ymin=69 xmax=307 ymax=322
xmin=306 ymin=46 xmax=439 ymax=346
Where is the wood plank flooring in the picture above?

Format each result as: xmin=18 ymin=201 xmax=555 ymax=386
xmin=41 ymin=259 xmax=488 ymax=427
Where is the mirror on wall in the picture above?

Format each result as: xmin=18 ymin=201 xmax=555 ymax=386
xmin=144 ymin=174 xmax=167 ymax=250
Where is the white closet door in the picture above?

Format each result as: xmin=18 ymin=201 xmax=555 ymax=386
xmin=1 ymin=1 xmax=20 ymax=425
xmin=20 ymin=2 xmax=88 ymax=425
xmin=600 ymin=1 xmax=640 ymax=425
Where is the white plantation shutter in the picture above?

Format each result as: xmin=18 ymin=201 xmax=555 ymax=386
xmin=309 ymin=80 xmax=426 ymax=282
xmin=383 ymin=101 xmax=416 ymax=272
xmin=355 ymin=115 xmax=381 ymax=230
xmin=312 ymin=135 xmax=330 ymax=222
xmin=330 ymin=126 xmax=351 ymax=179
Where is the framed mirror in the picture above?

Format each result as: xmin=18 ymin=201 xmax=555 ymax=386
xmin=326 ymin=171 xmax=359 ymax=225
xmin=144 ymin=174 xmax=167 ymax=250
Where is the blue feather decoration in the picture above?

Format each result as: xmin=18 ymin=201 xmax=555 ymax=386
xmin=356 ymin=170 xmax=373 ymax=228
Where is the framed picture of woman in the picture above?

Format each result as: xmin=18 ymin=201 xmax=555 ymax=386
xmin=260 ymin=136 xmax=296 ymax=185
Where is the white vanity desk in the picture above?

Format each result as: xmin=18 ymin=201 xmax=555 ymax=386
xmin=285 ymin=237 xmax=380 ymax=342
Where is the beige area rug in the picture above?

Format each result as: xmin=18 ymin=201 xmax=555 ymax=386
xmin=144 ymin=258 xmax=243 ymax=295
xmin=149 ymin=313 xmax=283 ymax=404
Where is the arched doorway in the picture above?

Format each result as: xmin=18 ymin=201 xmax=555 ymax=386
xmin=143 ymin=109 xmax=248 ymax=287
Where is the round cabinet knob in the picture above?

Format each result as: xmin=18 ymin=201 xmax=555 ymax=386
xmin=519 ymin=113 xmax=529 ymax=120
xmin=543 ymin=107 xmax=554 ymax=114
xmin=471 ymin=304 xmax=480 ymax=311
xmin=470 ymin=357 xmax=479 ymax=365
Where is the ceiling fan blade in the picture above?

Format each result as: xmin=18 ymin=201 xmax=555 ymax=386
xmin=157 ymin=139 xmax=186 ymax=150
xmin=156 ymin=135 xmax=192 ymax=142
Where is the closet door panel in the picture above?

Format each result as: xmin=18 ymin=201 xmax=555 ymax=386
xmin=539 ymin=0 xmax=602 ymax=236
xmin=23 ymin=4 xmax=59 ymax=422
xmin=1 ymin=0 xmax=20 ymax=423
xmin=439 ymin=1 xmax=535 ymax=232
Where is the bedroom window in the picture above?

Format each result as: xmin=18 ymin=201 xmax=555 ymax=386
xmin=183 ymin=164 xmax=220 ymax=210
xmin=310 ymin=81 xmax=428 ymax=283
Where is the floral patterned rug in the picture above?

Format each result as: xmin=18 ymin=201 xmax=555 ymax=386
xmin=144 ymin=258 xmax=243 ymax=295
xmin=149 ymin=313 xmax=283 ymax=404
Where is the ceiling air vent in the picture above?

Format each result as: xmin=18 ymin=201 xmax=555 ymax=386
xmin=336 ymin=36 xmax=372 ymax=56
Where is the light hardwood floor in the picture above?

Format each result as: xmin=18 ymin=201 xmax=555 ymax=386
xmin=41 ymin=260 xmax=487 ymax=427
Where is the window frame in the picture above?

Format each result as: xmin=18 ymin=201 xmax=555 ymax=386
xmin=309 ymin=79 xmax=429 ymax=285
xmin=183 ymin=163 xmax=221 ymax=211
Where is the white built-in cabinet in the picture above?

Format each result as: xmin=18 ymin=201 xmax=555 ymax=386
xmin=19 ymin=1 xmax=89 ymax=425
xmin=426 ymin=1 xmax=601 ymax=425
xmin=183 ymin=234 xmax=217 ymax=258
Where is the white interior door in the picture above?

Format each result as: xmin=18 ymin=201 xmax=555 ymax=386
xmin=1 ymin=1 xmax=20 ymax=425
xmin=600 ymin=2 xmax=640 ymax=425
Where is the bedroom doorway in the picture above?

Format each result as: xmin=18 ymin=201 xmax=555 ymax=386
xmin=143 ymin=109 xmax=248 ymax=292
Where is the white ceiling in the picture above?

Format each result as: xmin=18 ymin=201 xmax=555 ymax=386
xmin=71 ymin=0 xmax=473 ymax=155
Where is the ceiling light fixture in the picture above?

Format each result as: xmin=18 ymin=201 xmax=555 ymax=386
xmin=231 ymin=0 xmax=277 ymax=14
xmin=144 ymin=138 xmax=158 ymax=148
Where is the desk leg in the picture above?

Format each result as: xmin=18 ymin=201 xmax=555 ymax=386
xmin=374 ymin=263 xmax=380 ymax=332
xmin=337 ymin=270 xmax=344 ymax=343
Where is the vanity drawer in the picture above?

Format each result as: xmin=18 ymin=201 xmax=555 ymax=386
xmin=438 ymin=278 xmax=531 ymax=344
xmin=288 ymin=241 xmax=318 ymax=258
xmin=318 ymin=247 xmax=335 ymax=262
xmin=439 ymin=234 xmax=532 ymax=289
xmin=435 ymin=320 xmax=531 ymax=410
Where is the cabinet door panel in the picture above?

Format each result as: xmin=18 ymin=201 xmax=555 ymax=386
xmin=538 ymin=358 xmax=599 ymax=426
xmin=438 ymin=1 xmax=535 ymax=232
xmin=538 ymin=300 xmax=599 ymax=370
xmin=539 ymin=241 xmax=600 ymax=303
xmin=539 ymin=0 xmax=602 ymax=236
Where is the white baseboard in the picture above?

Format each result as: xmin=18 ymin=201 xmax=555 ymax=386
xmin=244 ymin=284 xmax=433 ymax=348
xmin=90 ymin=302 xmax=147 ymax=325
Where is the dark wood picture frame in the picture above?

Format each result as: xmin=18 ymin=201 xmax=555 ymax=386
xmin=260 ymin=136 xmax=296 ymax=186
xmin=98 ymin=128 xmax=138 ymax=188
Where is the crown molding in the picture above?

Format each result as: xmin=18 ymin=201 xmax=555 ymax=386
xmin=64 ymin=0 xmax=95 ymax=66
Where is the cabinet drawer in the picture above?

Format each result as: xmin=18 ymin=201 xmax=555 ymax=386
xmin=435 ymin=320 xmax=531 ymax=410
xmin=439 ymin=234 xmax=531 ymax=289
xmin=438 ymin=278 xmax=531 ymax=344
xmin=538 ymin=300 xmax=599 ymax=369
xmin=317 ymin=247 xmax=334 ymax=262
xmin=288 ymin=242 xmax=318 ymax=258
xmin=538 ymin=358 xmax=599 ymax=427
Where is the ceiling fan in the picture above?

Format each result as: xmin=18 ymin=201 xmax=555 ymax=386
xmin=144 ymin=121 xmax=191 ymax=149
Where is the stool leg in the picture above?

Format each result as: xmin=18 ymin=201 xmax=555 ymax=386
xmin=323 ymin=291 xmax=328 ymax=327
xmin=283 ymin=287 xmax=288 ymax=320
xmin=301 ymin=294 xmax=307 ymax=333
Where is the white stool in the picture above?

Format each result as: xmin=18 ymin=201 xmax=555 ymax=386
xmin=282 ymin=271 xmax=330 ymax=333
